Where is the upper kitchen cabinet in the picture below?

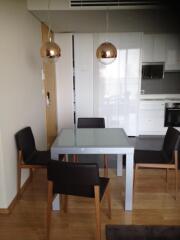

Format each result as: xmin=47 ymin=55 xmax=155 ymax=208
xmin=165 ymin=34 xmax=180 ymax=71
xmin=142 ymin=34 xmax=180 ymax=71
xmin=142 ymin=34 xmax=166 ymax=62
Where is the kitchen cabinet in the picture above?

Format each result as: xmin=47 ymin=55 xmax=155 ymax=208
xmin=138 ymin=100 xmax=166 ymax=135
xmin=142 ymin=34 xmax=153 ymax=62
xmin=142 ymin=34 xmax=166 ymax=62
xmin=165 ymin=34 xmax=180 ymax=71
xmin=142 ymin=34 xmax=180 ymax=71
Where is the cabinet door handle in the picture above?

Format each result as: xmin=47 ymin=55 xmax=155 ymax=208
xmin=46 ymin=91 xmax=50 ymax=106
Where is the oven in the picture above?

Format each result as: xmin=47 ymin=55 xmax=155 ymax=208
xmin=164 ymin=102 xmax=180 ymax=127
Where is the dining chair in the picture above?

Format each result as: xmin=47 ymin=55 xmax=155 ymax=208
xmin=15 ymin=126 xmax=64 ymax=198
xmin=134 ymin=127 xmax=180 ymax=199
xmin=77 ymin=117 xmax=108 ymax=176
xmin=47 ymin=160 xmax=111 ymax=240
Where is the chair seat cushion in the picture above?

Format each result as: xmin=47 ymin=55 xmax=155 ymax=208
xmin=26 ymin=150 xmax=51 ymax=165
xmin=53 ymin=177 xmax=109 ymax=200
xmin=26 ymin=151 xmax=65 ymax=165
xmin=134 ymin=150 xmax=171 ymax=164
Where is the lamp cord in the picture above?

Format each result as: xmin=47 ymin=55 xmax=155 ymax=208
xmin=105 ymin=11 xmax=109 ymax=42
xmin=47 ymin=0 xmax=52 ymax=41
xmin=106 ymin=11 xmax=109 ymax=33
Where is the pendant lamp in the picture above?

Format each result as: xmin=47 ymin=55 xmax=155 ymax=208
xmin=96 ymin=12 xmax=117 ymax=65
xmin=40 ymin=0 xmax=61 ymax=63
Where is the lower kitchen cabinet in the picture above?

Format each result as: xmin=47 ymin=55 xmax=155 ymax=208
xmin=138 ymin=100 xmax=167 ymax=135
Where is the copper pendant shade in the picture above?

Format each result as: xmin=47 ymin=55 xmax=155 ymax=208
xmin=40 ymin=38 xmax=61 ymax=63
xmin=96 ymin=41 xmax=117 ymax=64
xmin=40 ymin=0 xmax=61 ymax=62
xmin=96 ymin=11 xmax=117 ymax=65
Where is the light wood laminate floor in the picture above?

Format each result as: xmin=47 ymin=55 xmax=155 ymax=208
xmin=0 ymin=168 xmax=180 ymax=240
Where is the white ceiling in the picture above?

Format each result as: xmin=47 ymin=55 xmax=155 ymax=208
xmin=27 ymin=0 xmax=180 ymax=33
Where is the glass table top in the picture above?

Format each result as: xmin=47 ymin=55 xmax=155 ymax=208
xmin=52 ymin=128 xmax=134 ymax=149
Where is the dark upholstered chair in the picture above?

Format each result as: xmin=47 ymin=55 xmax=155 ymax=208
xmin=134 ymin=127 xmax=180 ymax=198
xmin=15 ymin=127 xmax=64 ymax=197
xmin=106 ymin=225 xmax=180 ymax=240
xmin=47 ymin=160 xmax=111 ymax=240
xmin=77 ymin=117 xmax=108 ymax=176
xmin=77 ymin=118 xmax=105 ymax=129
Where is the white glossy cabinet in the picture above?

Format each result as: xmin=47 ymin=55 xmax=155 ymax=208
xmin=142 ymin=34 xmax=166 ymax=62
xmin=74 ymin=34 xmax=94 ymax=119
xmin=142 ymin=34 xmax=154 ymax=62
xmin=138 ymin=101 xmax=166 ymax=135
xmin=142 ymin=34 xmax=180 ymax=71
xmin=165 ymin=34 xmax=180 ymax=71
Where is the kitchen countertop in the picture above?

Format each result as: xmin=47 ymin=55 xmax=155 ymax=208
xmin=140 ymin=94 xmax=180 ymax=101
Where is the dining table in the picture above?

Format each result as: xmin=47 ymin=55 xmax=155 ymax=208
xmin=51 ymin=128 xmax=134 ymax=211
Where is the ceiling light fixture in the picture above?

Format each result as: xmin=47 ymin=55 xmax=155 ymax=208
xmin=40 ymin=0 xmax=61 ymax=63
xmin=96 ymin=11 xmax=117 ymax=65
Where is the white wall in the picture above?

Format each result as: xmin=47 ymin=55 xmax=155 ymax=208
xmin=0 ymin=0 xmax=46 ymax=208
xmin=0 ymin=130 xmax=6 ymax=207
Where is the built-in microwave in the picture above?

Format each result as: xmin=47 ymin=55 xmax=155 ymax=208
xmin=142 ymin=62 xmax=164 ymax=80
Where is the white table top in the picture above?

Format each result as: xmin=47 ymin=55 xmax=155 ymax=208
xmin=51 ymin=128 xmax=134 ymax=157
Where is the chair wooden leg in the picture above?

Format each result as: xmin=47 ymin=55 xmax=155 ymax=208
xmin=17 ymin=166 xmax=21 ymax=199
xmin=30 ymin=168 xmax=33 ymax=181
xmin=60 ymin=194 xmax=68 ymax=213
xmin=133 ymin=165 xmax=138 ymax=195
xmin=166 ymin=168 xmax=168 ymax=182
xmin=175 ymin=168 xmax=178 ymax=200
xmin=103 ymin=155 xmax=108 ymax=177
xmin=73 ymin=154 xmax=78 ymax=162
xmin=60 ymin=194 xmax=63 ymax=213
xmin=166 ymin=169 xmax=169 ymax=192
xmin=63 ymin=195 xmax=68 ymax=213
xmin=94 ymin=186 xmax=101 ymax=240
xmin=47 ymin=181 xmax=53 ymax=239
xmin=106 ymin=183 xmax=111 ymax=219
xmin=174 ymin=150 xmax=178 ymax=200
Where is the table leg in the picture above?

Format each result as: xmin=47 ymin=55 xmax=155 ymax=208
xmin=125 ymin=153 xmax=134 ymax=211
xmin=53 ymin=195 xmax=60 ymax=210
xmin=117 ymin=155 xmax=123 ymax=176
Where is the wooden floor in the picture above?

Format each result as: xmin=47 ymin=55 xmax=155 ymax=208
xmin=0 ymin=168 xmax=180 ymax=240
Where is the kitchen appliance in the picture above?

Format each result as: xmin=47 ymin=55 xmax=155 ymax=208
xmin=142 ymin=62 xmax=164 ymax=80
xmin=164 ymin=102 xmax=180 ymax=127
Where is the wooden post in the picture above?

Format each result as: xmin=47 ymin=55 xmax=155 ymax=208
xmin=94 ymin=186 xmax=101 ymax=240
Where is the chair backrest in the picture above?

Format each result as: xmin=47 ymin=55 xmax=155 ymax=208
xmin=162 ymin=127 xmax=180 ymax=162
xmin=47 ymin=160 xmax=100 ymax=196
xmin=77 ymin=117 xmax=105 ymax=128
xmin=15 ymin=127 xmax=36 ymax=163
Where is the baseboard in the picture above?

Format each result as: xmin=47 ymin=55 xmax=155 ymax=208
xmin=0 ymin=208 xmax=9 ymax=214
xmin=0 ymin=175 xmax=31 ymax=214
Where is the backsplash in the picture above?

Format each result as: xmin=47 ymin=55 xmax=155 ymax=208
xmin=141 ymin=72 xmax=180 ymax=94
